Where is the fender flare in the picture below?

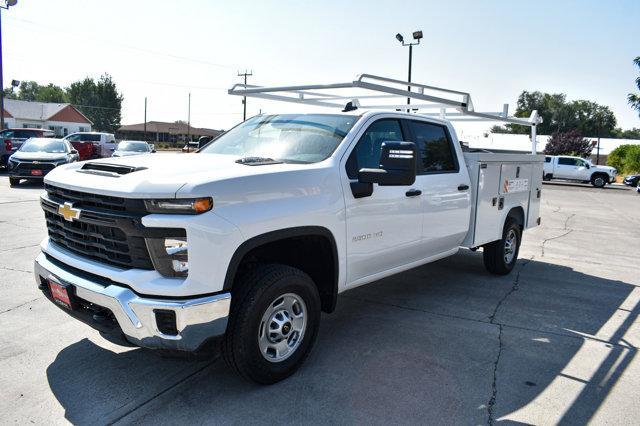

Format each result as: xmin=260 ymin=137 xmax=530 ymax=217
xmin=222 ymin=226 xmax=339 ymax=311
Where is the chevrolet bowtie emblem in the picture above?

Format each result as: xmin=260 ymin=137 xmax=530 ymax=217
xmin=58 ymin=202 xmax=81 ymax=222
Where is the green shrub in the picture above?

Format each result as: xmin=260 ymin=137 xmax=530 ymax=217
xmin=608 ymin=144 xmax=640 ymax=173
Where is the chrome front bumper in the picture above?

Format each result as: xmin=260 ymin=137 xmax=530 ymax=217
xmin=34 ymin=252 xmax=231 ymax=351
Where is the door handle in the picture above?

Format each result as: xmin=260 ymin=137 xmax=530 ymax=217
xmin=457 ymin=184 xmax=469 ymax=191
xmin=405 ymin=189 xmax=422 ymax=197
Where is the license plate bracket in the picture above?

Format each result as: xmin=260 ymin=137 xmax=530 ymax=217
xmin=48 ymin=277 xmax=75 ymax=310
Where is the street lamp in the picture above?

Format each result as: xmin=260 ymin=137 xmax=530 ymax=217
xmin=395 ymin=30 xmax=422 ymax=112
xmin=0 ymin=0 xmax=18 ymax=130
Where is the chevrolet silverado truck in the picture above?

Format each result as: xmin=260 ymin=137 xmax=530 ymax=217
xmin=543 ymin=155 xmax=617 ymax=187
xmin=35 ymin=110 xmax=543 ymax=384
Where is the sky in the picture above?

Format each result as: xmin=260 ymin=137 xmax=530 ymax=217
xmin=2 ymin=0 xmax=639 ymax=135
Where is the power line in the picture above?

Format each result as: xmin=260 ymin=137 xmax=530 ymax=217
xmin=6 ymin=16 xmax=233 ymax=69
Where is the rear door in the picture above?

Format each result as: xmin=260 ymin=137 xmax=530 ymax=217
xmin=405 ymin=119 xmax=471 ymax=255
xmin=342 ymin=117 xmax=426 ymax=285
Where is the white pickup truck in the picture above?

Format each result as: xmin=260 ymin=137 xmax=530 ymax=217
xmin=543 ymin=155 xmax=617 ymax=187
xmin=34 ymin=76 xmax=544 ymax=384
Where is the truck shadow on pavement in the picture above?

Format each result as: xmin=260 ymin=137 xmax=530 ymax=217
xmin=45 ymin=251 xmax=637 ymax=424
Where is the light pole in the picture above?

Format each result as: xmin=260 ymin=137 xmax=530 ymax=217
xmin=0 ymin=0 xmax=18 ymax=130
xmin=395 ymin=30 xmax=422 ymax=112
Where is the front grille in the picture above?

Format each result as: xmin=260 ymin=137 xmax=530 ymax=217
xmin=15 ymin=162 xmax=56 ymax=172
xmin=44 ymin=209 xmax=153 ymax=269
xmin=42 ymin=185 xmax=153 ymax=269
xmin=44 ymin=183 xmax=142 ymax=213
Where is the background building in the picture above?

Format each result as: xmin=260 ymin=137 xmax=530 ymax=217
xmin=1 ymin=99 xmax=92 ymax=136
xmin=117 ymin=121 xmax=223 ymax=144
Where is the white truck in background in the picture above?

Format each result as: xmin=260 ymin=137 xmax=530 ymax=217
xmin=34 ymin=74 xmax=544 ymax=384
xmin=543 ymin=155 xmax=617 ymax=187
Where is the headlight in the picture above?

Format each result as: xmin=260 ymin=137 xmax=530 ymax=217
xmin=145 ymin=197 xmax=213 ymax=214
xmin=146 ymin=237 xmax=189 ymax=277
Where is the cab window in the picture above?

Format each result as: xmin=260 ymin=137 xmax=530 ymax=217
xmin=346 ymin=119 xmax=404 ymax=179
xmin=407 ymin=120 xmax=458 ymax=174
xmin=557 ymin=157 xmax=577 ymax=166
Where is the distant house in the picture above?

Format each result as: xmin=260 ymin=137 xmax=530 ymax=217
xmin=1 ymin=99 xmax=93 ymax=136
xmin=117 ymin=121 xmax=223 ymax=144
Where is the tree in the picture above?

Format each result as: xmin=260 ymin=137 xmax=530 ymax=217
xmin=544 ymin=130 xmax=593 ymax=157
xmin=612 ymin=127 xmax=640 ymax=139
xmin=2 ymin=81 xmax=67 ymax=103
xmin=628 ymin=56 xmax=640 ymax=118
xmin=67 ymin=74 xmax=123 ymax=133
xmin=491 ymin=90 xmax=617 ymax=137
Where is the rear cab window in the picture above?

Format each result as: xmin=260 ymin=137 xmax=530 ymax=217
xmin=406 ymin=120 xmax=458 ymax=174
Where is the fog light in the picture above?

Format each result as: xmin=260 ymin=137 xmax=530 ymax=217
xmin=146 ymin=237 xmax=189 ymax=277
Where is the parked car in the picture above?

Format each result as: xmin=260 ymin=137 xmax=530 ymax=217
xmin=7 ymin=138 xmax=78 ymax=186
xmin=112 ymin=140 xmax=155 ymax=157
xmin=543 ymin=155 xmax=617 ymax=188
xmin=623 ymin=174 xmax=640 ymax=187
xmin=1 ymin=128 xmax=55 ymax=166
xmin=63 ymin=132 xmax=116 ymax=161
xmin=182 ymin=141 xmax=200 ymax=152
xmin=35 ymin=110 xmax=544 ymax=384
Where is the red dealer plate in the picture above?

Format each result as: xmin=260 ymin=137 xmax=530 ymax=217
xmin=49 ymin=279 xmax=72 ymax=310
xmin=31 ymin=169 xmax=43 ymax=176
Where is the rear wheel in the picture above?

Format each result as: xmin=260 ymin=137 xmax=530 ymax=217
xmin=9 ymin=177 xmax=20 ymax=187
xmin=483 ymin=218 xmax=521 ymax=275
xmin=591 ymin=174 xmax=607 ymax=188
xmin=222 ymin=264 xmax=321 ymax=384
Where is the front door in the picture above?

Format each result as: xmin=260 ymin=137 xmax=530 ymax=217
xmin=341 ymin=118 xmax=425 ymax=286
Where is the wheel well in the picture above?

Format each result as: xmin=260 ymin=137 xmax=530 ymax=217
xmin=224 ymin=227 xmax=338 ymax=313
xmin=507 ymin=206 xmax=525 ymax=230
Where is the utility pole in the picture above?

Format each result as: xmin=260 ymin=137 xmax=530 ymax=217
xmin=187 ymin=92 xmax=191 ymax=147
xmin=143 ymin=97 xmax=147 ymax=141
xmin=238 ymin=70 xmax=253 ymax=121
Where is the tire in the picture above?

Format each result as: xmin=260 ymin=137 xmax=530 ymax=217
xmin=483 ymin=218 xmax=521 ymax=275
xmin=591 ymin=174 xmax=607 ymax=188
xmin=9 ymin=177 xmax=20 ymax=187
xmin=222 ymin=264 xmax=321 ymax=384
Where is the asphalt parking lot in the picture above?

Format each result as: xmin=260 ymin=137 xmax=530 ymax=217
xmin=0 ymin=173 xmax=638 ymax=425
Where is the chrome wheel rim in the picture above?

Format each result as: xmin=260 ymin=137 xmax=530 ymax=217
xmin=258 ymin=293 xmax=307 ymax=363
xmin=504 ymin=229 xmax=517 ymax=264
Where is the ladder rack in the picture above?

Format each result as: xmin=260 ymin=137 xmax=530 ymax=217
xmin=228 ymin=73 xmax=543 ymax=154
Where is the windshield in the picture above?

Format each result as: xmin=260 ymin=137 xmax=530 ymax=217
xmin=19 ymin=139 xmax=67 ymax=153
xmin=117 ymin=141 xmax=148 ymax=152
xmin=200 ymin=114 xmax=357 ymax=163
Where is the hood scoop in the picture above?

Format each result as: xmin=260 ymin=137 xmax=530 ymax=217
xmin=235 ymin=157 xmax=283 ymax=166
xmin=78 ymin=162 xmax=148 ymax=177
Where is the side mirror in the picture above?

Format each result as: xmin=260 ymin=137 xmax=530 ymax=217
xmin=70 ymin=149 xmax=78 ymax=155
xmin=585 ymin=163 xmax=590 ymax=169
xmin=151 ymin=149 xmax=156 ymax=153
xmin=358 ymin=141 xmax=417 ymax=186
xmin=110 ymin=148 xmax=115 ymax=152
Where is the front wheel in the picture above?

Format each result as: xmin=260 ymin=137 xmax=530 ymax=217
xmin=9 ymin=177 xmax=20 ymax=187
xmin=483 ymin=218 xmax=521 ymax=275
xmin=591 ymin=174 xmax=607 ymax=188
xmin=222 ymin=264 xmax=321 ymax=384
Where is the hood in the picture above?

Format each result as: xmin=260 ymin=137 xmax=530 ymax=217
xmin=44 ymin=153 xmax=312 ymax=198
xmin=593 ymin=164 xmax=615 ymax=173
xmin=11 ymin=151 xmax=68 ymax=161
